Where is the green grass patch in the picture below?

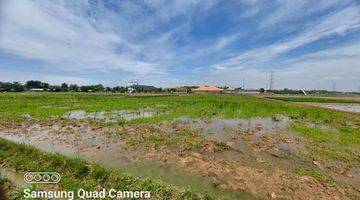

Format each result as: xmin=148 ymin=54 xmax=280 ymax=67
xmin=291 ymin=123 xmax=359 ymax=170
xmin=1 ymin=93 xmax=359 ymax=128
xmin=291 ymin=123 xmax=359 ymax=147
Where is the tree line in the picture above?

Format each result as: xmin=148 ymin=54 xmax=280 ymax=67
xmin=2 ymin=80 xmax=355 ymax=94
xmin=0 ymin=80 xmax=155 ymax=93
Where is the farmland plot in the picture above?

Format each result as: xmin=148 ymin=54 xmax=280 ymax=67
xmin=0 ymin=93 xmax=359 ymax=199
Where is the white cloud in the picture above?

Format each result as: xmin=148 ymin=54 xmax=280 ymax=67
xmin=0 ymin=0 xmax=230 ymax=85
xmin=0 ymin=68 xmax=89 ymax=85
xmin=205 ymin=3 xmax=360 ymax=91
xmin=285 ymin=42 xmax=360 ymax=62
xmin=259 ymin=0 xmax=353 ymax=28
xmin=211 ymin=5 xmax=360 ymax=69
xmin=0 ymin=0 xmax=359 ymax=90
xmin=0 ymin=0 xmax=203 ymax=75
xmin=259 ymin=0 xmax=311 ymax=28
xmin=4 ymin=0 xmax=225 ymax=76
xmin=205 ymin=42 xmax=360 ymax=91
xmin=214 ymin=33 xmax=242 ymax=51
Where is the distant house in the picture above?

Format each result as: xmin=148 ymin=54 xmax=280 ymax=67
xmin=191 ymin=86 xmax=223 ymax=93
xmin=223 ymin=86 xmax=237 ymax=94
xmin=128 ymin=84 xmax=159 ymax=93
xmin=165 ymin=86 xmax=189 ymax=94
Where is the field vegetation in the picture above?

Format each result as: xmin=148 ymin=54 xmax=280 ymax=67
xmin=0 ymin=92 xmax=359 ymax=199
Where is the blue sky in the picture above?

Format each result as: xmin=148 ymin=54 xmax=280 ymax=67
xmin=0 ymin=0 xmax=359 ymax=91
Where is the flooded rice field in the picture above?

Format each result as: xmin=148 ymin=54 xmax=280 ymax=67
xmin=1 ymin=109 xmax=359 ymax=200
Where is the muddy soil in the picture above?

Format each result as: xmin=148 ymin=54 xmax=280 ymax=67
xmin=0 ymin=114 xmax=359 ymax=200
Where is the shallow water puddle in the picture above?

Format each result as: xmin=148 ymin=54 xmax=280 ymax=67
xmin=106 ymin=161 xmax=258 ymax=199
xmin=0 ymin=168 xmax=28 ymax=188
xmin=300 ymin=103 xmax=360 ymax=113
xmin=0 ymin=125 xmax=125 ymax=159
xmin=64 ymin=109 xmax=155 ymax=121
xmin=319 ymin=104 xmax=360 ymax=113
xmin=0 ymin=128 xmax=258 ymax=199
xmin=66 ymin=110 xmax=87 ymax=119
xmin=179 ymin=115 xmax=291 ymax=142
xmin=114 ymin=110 xmax=154 ymax=121
xmin=65 ymin=110 xmax=108 ymax=120
xmin=177 ymin=116 xmax=308 ymax=165
xmin=325 ymin=163 xmax=360 ymax=189
xmin=0 ymin=168 xmax=62 ymax=193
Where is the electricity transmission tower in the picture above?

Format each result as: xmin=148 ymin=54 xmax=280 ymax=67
xmin=269 ymin=71 xmax=274 ymax=90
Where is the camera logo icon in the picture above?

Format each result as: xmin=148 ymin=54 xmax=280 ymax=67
xmin=24 ymin=172 xmax=61 ymax=183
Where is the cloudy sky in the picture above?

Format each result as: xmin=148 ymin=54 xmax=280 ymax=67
xmin=0 ymin=0 xmax=359 ymax=91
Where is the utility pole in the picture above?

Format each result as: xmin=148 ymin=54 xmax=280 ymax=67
xmin=269 ymin=71 xmax=274 ymax=90
xmin=332 ymin=81 xmax=336 ymax=92
xmin=242 ymin=78 xmax=245 ymax=90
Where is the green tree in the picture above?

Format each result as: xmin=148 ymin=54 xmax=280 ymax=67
xmin=93 ymin=84 xmax=104 ymax=92
xmin=25 ymin=80 xmax=49 ymax=89
xmin=69 ymin=84 xmax=79 ymax=92
xmin=61 ymin=83 xmax=68 ymax=92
